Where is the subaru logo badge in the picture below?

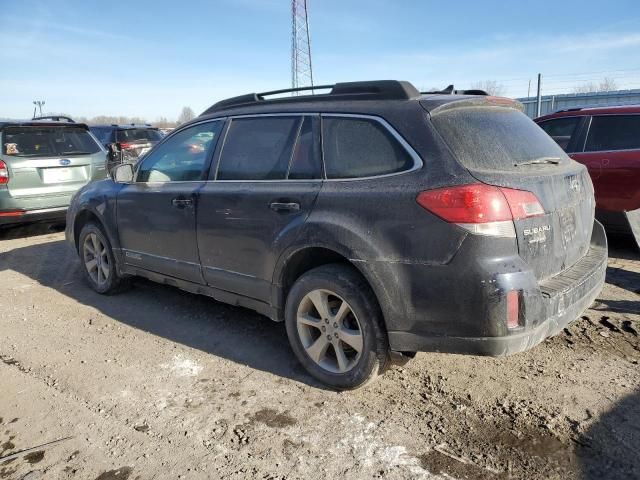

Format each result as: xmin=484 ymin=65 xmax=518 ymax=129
xmin=59 ymin=159 xmax=71 ymax=166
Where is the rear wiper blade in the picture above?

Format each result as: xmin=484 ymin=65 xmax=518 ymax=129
xmin=514 ymin=157 xmax=561 ymax=167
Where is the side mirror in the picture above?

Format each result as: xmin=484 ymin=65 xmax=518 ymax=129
xmin=112 ymin=163 xmax=134 ymax=183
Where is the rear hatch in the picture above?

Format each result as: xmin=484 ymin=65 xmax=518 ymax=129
xmin=2 ymin=124 xmax=104 ymax=199
xmin=427 ymin=98 xmax=595 ymax=281
xmin=116 ymin=128 xmax=162 ymax=161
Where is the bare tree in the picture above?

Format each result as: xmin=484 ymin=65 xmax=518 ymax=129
xmin=573 ymin=77 xmax=618 ymax=94
xmin=470 ymin=80 xmax=506 ymax=96
xmin=177 ymin=106 xmax=195 ymax=125
xmin=153 ymin=117 xmax=178 ymax=128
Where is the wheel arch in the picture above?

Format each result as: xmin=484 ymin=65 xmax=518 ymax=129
xmin=273 ymin=244 xmax=392 ymax=331
xmin=73 ymin=205 xmax=120 ymax=254
xmin=73 ymin=209 xmax=102 ymax=251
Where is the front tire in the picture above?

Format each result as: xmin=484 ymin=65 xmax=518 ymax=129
xmin=285 ymin=263 xmax=389 ymax=390
xmin=78 ymin=222 xmax=125 ymax=294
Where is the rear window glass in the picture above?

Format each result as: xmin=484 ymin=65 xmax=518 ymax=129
xmin=116 ymin=128 xmax=163 ymax=143
xmin=432 ymin=107 xmax=568 ymax=170
xmin=3 ymin=127 xmax=101 ymax=157
xmin=585 ymin=115 xmax=640 ymax=152
xmin=322 ymin=117 xmax=414 ymax=179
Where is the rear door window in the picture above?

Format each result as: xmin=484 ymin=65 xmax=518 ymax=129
xmin=216 ymin=116 xmax=301 ymax=180
xmin=288 ymin=116 xmax=322 ymax=179
xmin=538 ymin=117 xmax=580 ymax=152
xmin=431 ymin=107 xmax=568 ymax=171
xmin=585 ymin=115 xmax=640 ymax=152
xmin=321 ymin=116 xmax=414 ymax=179
xmin=3 ymin=127 xmax=102 ymax=157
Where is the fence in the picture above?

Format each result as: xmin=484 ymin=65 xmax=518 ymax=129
xmin=517 ymin=89 xmax=640 ymax=118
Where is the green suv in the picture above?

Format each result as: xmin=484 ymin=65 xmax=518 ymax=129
xmin=0 ymin=119 xmax=107 ymax=226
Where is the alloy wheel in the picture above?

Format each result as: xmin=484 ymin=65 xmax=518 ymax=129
xmin=296 ymin=289 xmax=364 ymax=374
xmin=83 ymin=232 xmax=110 ymax=286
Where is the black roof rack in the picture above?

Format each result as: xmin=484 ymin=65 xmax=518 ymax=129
xmin=202 ymin=80 xmax=421 ymax=115
xmin=31 ymin=115 xmax=75 ymax=123
xmin=554 ymin=107 xmax=583 ymax=114
xmin=421 ymin=85 xmax=489 ymax=96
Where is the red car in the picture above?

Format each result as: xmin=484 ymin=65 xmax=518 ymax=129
xmin=535 ymin=106 xmax=640 ymax=247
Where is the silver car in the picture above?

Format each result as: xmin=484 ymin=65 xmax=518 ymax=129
xmin=0 ymin=119 xmax=107 ymax=226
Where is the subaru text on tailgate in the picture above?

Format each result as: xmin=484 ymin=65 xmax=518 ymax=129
xmin=1 ymin=120 xmax=107 ymax=226
xmin=65 ymin=81 xmax=607 ymax=389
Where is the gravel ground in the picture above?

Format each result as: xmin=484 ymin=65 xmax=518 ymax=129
xmin=0 ymin=223 xmax=638 ymax=480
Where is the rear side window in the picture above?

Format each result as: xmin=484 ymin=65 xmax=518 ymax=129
xmin=217 ymin=117 xmax=301 ymax=180
xmin=585 ymin=115 xmax=640 ymax=152
xmin=432 ymin=107 xmax=568 ymax=171
xmin=116 ymin=128 xmax=163 ymax=143
xmin=322 ymin=117 xmax=414 ymax=179
xmin=538 ymin=117 xmax=580 ymax=152
xmin=3 ymin=127 xmax=101 ymax=157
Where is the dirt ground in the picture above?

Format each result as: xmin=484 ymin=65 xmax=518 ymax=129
xmin=0 ymin=223 xmax=638 ymax=480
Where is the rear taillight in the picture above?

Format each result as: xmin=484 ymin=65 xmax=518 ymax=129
xmin=118 ymin=142 xmax=132 ymax=150
xmin=416 ymin=183 xmax=544 ymax=237
xmin=0 ymin=160 xmax=8 ymax=184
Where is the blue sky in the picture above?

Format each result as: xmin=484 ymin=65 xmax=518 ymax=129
xmin=1 ymin=0 xmax=640 ymax=120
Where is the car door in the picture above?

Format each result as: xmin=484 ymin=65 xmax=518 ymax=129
xmin=574 ymin=114 xmax=640 ymax=211
xmin=196 ymin=114 xmax=322 ymax=301
xmin=116 ymin=120 xmax=223 ymax=283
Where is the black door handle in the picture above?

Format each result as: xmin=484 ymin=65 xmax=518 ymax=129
xmin=269 ymin=201 xmax=300 ymax=212
xmin=172 ymin=197 xmax=193 ymax=208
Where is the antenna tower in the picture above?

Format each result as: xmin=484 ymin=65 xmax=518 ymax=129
xmin=291 ymin=0 xmax=313 ymax=92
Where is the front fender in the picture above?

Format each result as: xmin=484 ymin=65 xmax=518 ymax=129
xmin=66 ymin=180 xmax=122 ymax=257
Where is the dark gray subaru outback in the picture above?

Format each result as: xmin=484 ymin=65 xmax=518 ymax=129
xmin=66 ymin=81 xmax=607 ymax=389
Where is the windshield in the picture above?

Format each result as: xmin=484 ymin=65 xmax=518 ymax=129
xmin=2 ymin=126 xmax=102 ymax=157
xmin=116 ymin=128 xmax=163 ymax=143
xmin=431 ymin=107 xmax=569 ymax=171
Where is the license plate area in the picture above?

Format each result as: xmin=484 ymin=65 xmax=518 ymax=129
xmin=41 ymin=167 xmax=85 ymax=184
xmin=558 ymin=206 xmax=578 ymax=247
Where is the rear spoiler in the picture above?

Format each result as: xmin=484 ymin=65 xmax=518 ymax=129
xmin=0 ymin=122 xmax=90 ymax=131
xmin=422 ymin=96 xmax=524 ymax=116
xmin=421 ymin=84 xmax=489 ymax=96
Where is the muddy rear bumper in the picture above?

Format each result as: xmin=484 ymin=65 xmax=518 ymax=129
xmin=388 ymin=221 xmax=608 ymax=356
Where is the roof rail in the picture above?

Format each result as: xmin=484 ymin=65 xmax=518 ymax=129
xmin=554 ymin=107 xmax=583 ymax=114
xmin=31 ymin=115 xmax=75 ymax=123
xmin=421 ymin=85 xmax=489 ymax=96
xmin=202 ymin=80 xmax=421 ymax=115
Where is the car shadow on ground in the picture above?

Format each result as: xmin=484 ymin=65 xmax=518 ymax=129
xmin=0 ymin=222 xmax=65 ymax=240
xmin=0 ymin=236 xmax=326 ymax=389
xmin=578 ymin=389 xmax=640 ymax=480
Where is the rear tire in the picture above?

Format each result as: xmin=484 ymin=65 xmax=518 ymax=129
xmin=78 ymin=222 xmax=126 ymax=294
xmin=285 ymin=263 xmax=389 ymax=390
